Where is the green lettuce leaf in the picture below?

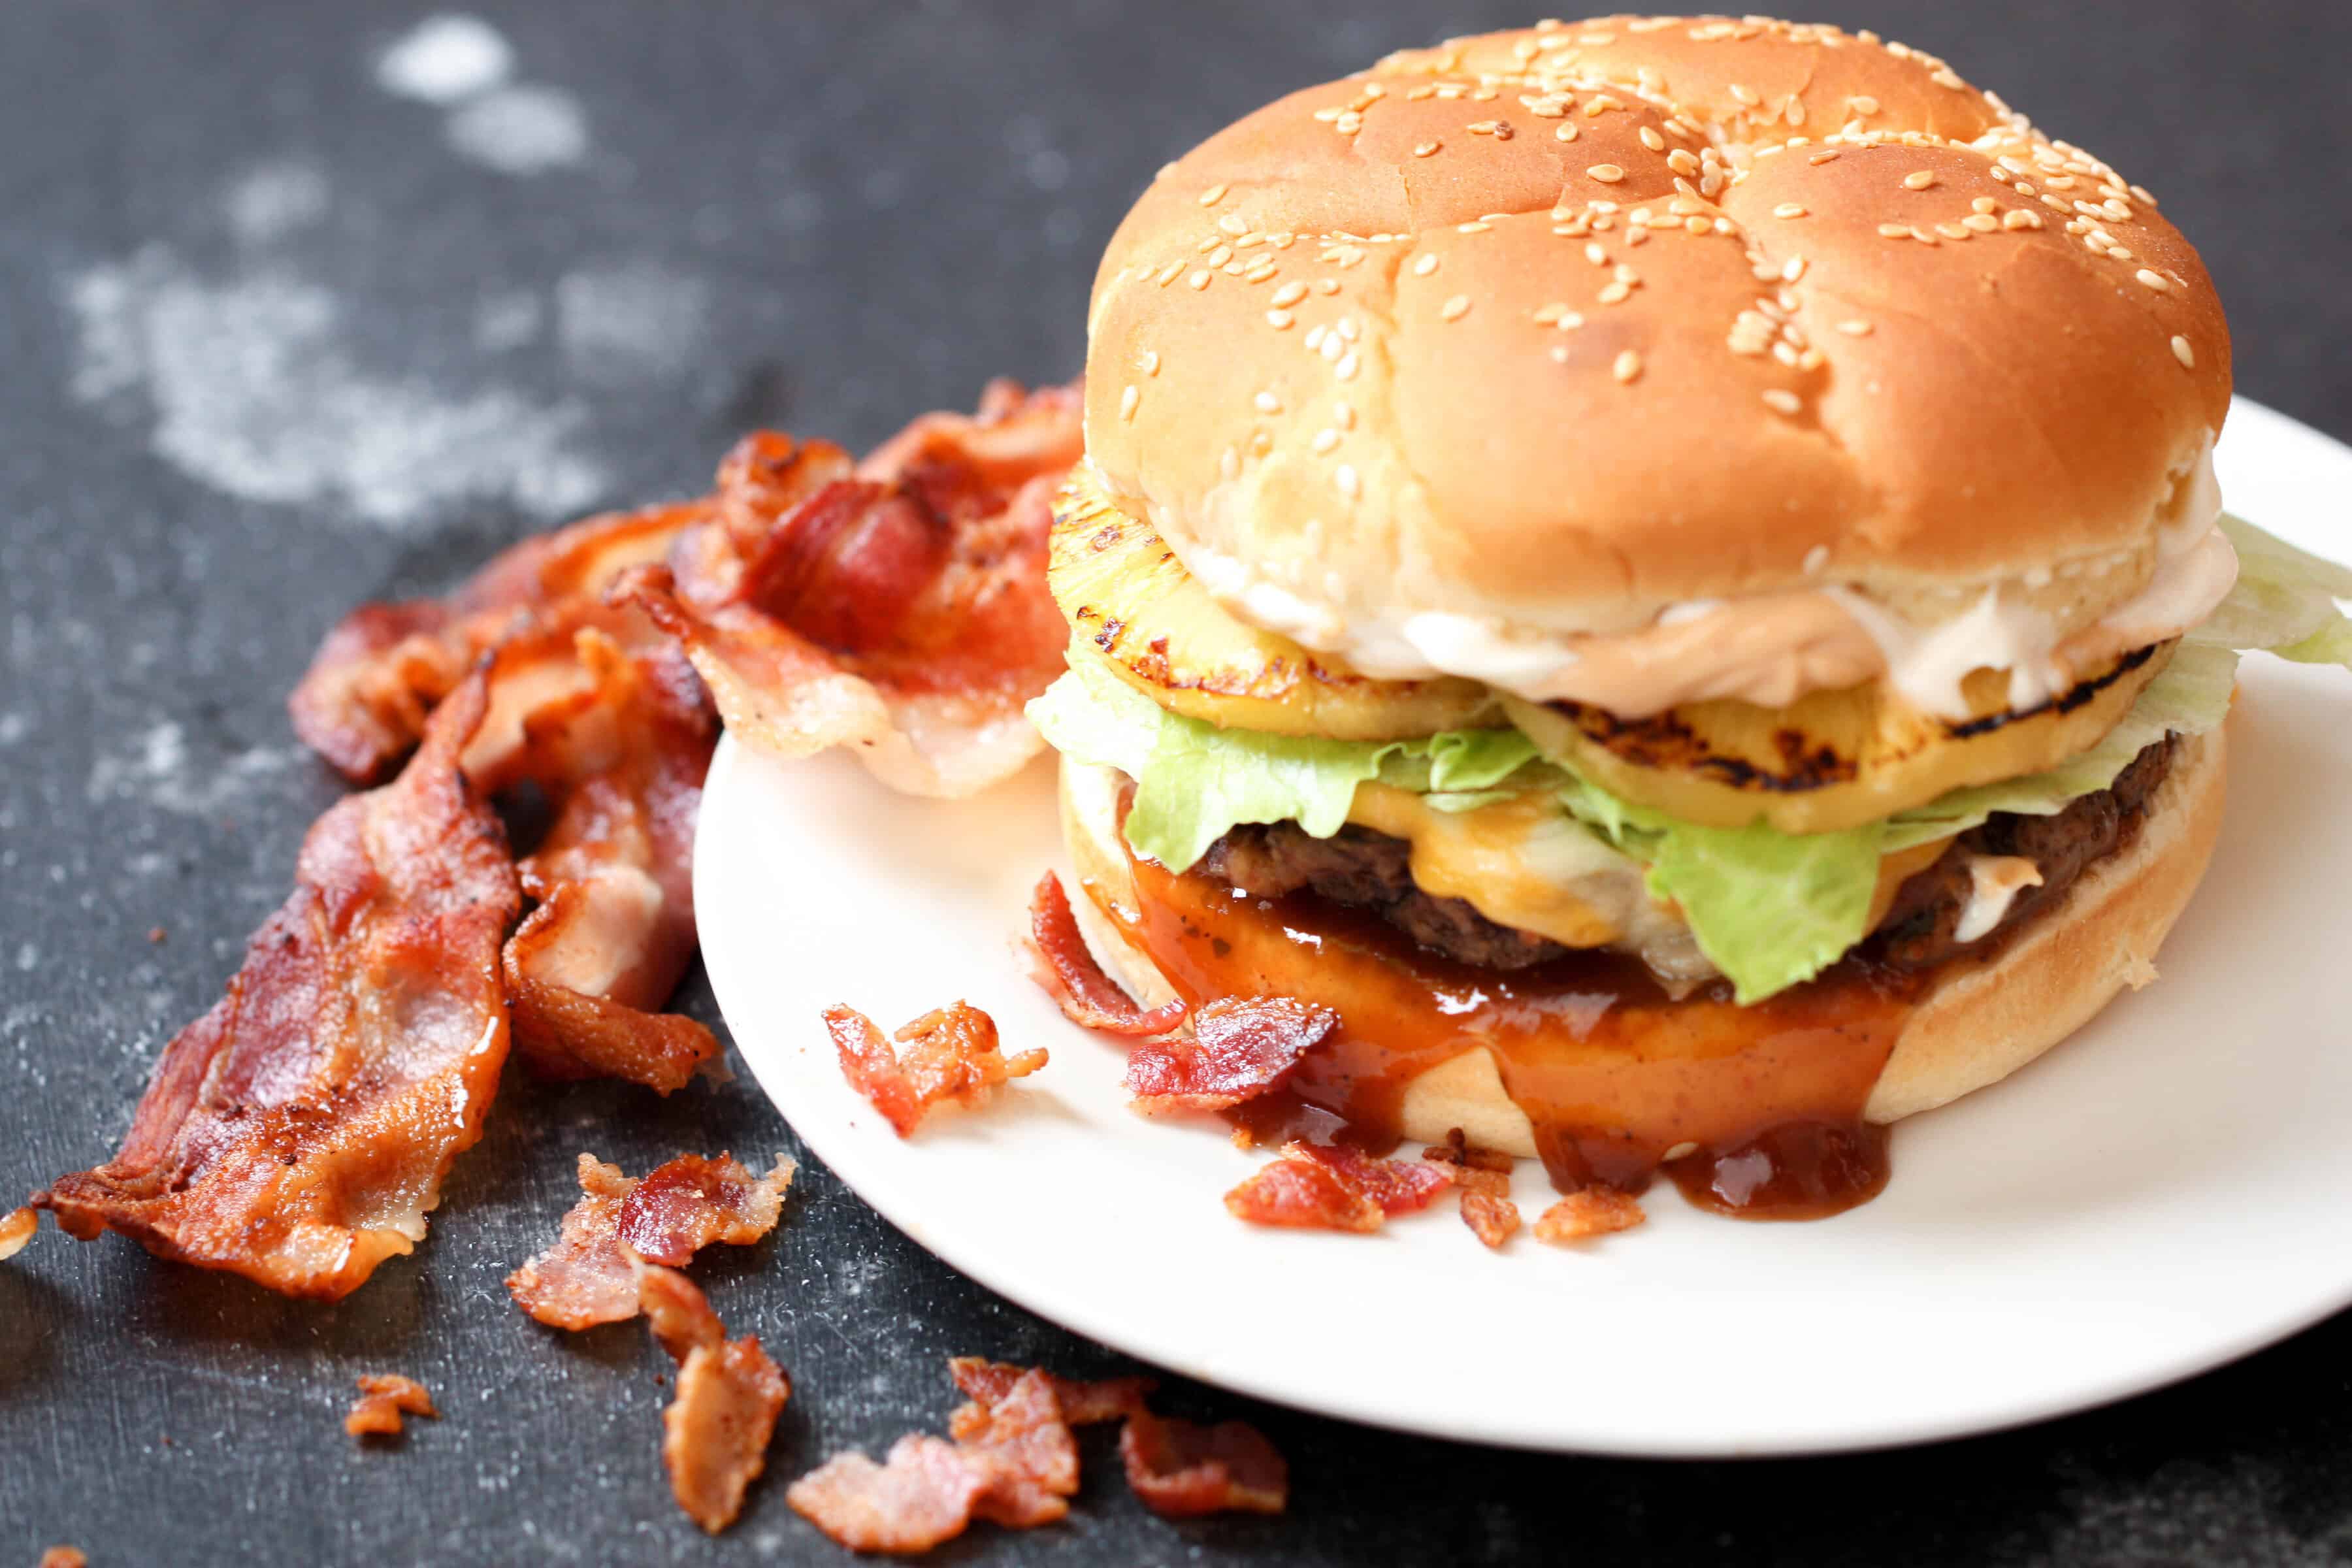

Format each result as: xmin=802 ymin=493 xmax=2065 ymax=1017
xmin=1027 ymin=513 xmax=2348 ymax=1004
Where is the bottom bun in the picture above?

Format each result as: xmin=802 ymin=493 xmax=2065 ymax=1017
xmin=1058 ymin=721 xmax=2228 ymax=1154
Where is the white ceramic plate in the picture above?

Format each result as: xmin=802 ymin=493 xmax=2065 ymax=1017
xmin=696 ymin=396 xmax=2352 ymax=1456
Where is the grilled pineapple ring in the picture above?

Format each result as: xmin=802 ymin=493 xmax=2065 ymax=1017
xmin=1502 ymin=641 xmax=2175 ymax=834
xmin=1048 ymin=468 xmax=1499 ymax=740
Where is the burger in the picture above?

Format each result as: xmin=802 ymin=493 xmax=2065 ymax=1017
xmin=1028 ymin=18 xmax=2352 ymax=1217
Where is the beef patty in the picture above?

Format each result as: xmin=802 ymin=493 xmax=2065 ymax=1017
xmin=1195 ymin=734 xmax=2181 ymax=977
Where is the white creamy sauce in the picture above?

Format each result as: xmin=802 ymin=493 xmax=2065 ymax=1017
xmin=1156 ymin=447 xmax=2230 ymax=719
xmin=1955 ymin=855 xmax=2045 ymax=943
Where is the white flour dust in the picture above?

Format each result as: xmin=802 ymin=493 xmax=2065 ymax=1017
xmin=555 ymin=262 xmax=710 ymax=377
xmin=374 ymin=14 xmax=514 ymax=105
xmin=373 ymin=14 xmax=589 ymax=176
xmin=223 ymin=159 xmax=331 ymax=246
xmin=86 ymin=721 xmax=301 ymax=817
xmin=444 ymin=84 xmax=589 ymax=174
xmin=65 ymin=248 xmax=607 ymax=527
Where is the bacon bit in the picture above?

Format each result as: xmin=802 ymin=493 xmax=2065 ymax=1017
xmin=947 ymin=1358 xmax=1155 ymax=1427
xmin=1460 ymin=1189 xmax=1522 ymax=1249
xmin=33 ymin=678 xmax=519 ymax=1299
xmin=787 ymin=1435 xmax=995 ymax=1555
xmin=620 ymin=382 xmax=1083 ymax=800
xmin=507 ymin=1151 xmax=794 ymax=1330
xmin=1026 ymin=872 xmax=1186 ymax=1036
xmin=289 ymin=502 xmax=701 ymax=783
xmin=1533 ymin=1187 xmax=1648 ymax=1243
xmin=1224 ymin=1155 xmax=1382 ymax=1233
xmin=823 ymin=1002 xmax=1045 ymax=1137
xmin=345 ymin=1374 xmax=438 ymax=1438
xmin=1127 ymin=998 xmax=1337 ymax=1113
xmin=39 ymin=1548 xmax=87 ymax=1568
xmin=0 ymin=1206 xmax=35 ymax=1261
xmin=470 ymin=625 xmax=721 ymax=1094
xmin=1424 ymin=1126 xmax=1516 ymax=1175
xmin=638 ymin=1262 xmax=789 ymax=1535
xmin=1119 ymin=1409 xmax=1288 ymax=1517
xmin=953 ymin=1369 xmax=1081 ymax=1527
xmin=1281 ymin=1141 xmax=1452 ymax=1216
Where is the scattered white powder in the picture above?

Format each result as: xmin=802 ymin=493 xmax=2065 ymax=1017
xmin=0 ymin=713 xmax=25 ymax=746
xmin=65 ymin=246 xmax=607 ymax=527
xmin=472 ymin=289 xmax=545 ymax=351
xmin=555 ymin=263 xmax=708 ymax=377
xmin=374 ymin=14 xmax=514 ymax=105
xmin=444 ymin=84 xmax=589 ymax=174
xmin=86 ymin=721 xmax=301 ymax=816
xmin=224 ymin=159 xmax=331 ymax=246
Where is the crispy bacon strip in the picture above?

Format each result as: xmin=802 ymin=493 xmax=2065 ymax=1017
xmin=1533 ymin=1188 xmax=1647 ymax=1243
xmin=345 ymin=1374 xmax=438 ymax=1437
xmin=947 ymin=1358 xmax=1155 ymax=1428
xmin=290 ymin=502 xmax=703 ymax=783
xmin=620 ymin=382 xmax=1083 ymax=799
xmin=1126 ymin=998 xmax=1337 ymax=1114
xmin=638 ymin=1261 xmax=789 ymax=1535
xmin=34 ymin=678 xmax=519 ymax=1299
xmin=823 ymin=1002 xmax=1045 ymax=1137
xmin=0 ymin=1207 xmax=34 ymax=1261
xmin=470 ymin=627 xmax=721 ymax=1093
xmin=507 ymin=1151 xmax=794 ymax=1330
xmin=787 ymin=1436 xmax=994 ymax=1555
xmin=1119 ymin=1409 xmax=1288 ymax=1518
xmin=1026 ymin=872 xmax=1187 ymax=1036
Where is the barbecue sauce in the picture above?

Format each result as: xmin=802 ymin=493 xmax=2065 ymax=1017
xmin=1094 ymin=856 xmax=1919 ymax=1221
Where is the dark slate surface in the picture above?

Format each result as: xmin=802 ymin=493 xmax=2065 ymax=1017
xmin=2 ymin=2 xmax=2347 ymax=1563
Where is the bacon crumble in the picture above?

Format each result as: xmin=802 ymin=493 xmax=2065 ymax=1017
xmin=507 ymin=1151 xmax=795 ymax=1331
xmin=1126 ymin=998 xmax=1338 ymax=1114
xmin=0 ymin=1206 xmax=35 ymax=1261
xmin=1026 ymin=871 xmax=1188 ymax=1036
xmin=1119 ymin=1408 xmax=1289 ymax=1518
xmin=947 ymin=1357 xmax=1155 ymax=1428
xmin=638 ymin=1261 xmax=790 ymax=1535
xmin=823 ymin=1002 xmax=1045 ymax=1137
xmin=1533 ymin=1187 xmax=1648 ymax=1243
xmin=1426 ymin=1130 xmax=1522 ymax=1247
xmin=34 ymin=678 xmax=519 ymax=1299
xmin=1225 ymin=1139 xmax=1453 ymax=1233
xmin=787 ymin=1435 xmax=996 ymax=1555
xmin=345 ymin=1374 xmax=438 ymax=1438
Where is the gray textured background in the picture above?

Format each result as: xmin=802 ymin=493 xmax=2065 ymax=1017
xmin=3 ymin=2 xmax=2348 ymax=1563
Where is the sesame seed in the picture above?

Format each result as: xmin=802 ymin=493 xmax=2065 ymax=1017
xmin=1639 ymin=126 xmax=1665 ymax=152
xmin=1188 ymin=269 xmax=1212 ymax=289
xmin=1139 ymin=350 xmax=1160 ymax=374
xmin=1962 ymin=213 xmax=1999 ymax=232
xmin=1218 ymin=214 xmax=1249 ymax=236
xmin=1598 ymin=280 xmax=1631 ymax=304
xmin=1155 ymin=261 xmax=1183 ymax=287
xmin=1157 ymin=162 xmax=1181 ymax=181
xmin=1587 ymin=164 xmax=1626 ymax=184
xmin=1762 ymin=389 xmax=1802 ymax=416
xmin=1903 ymin=170 xmax=1936 ymax=189
xmin=1808 ymin=149 xmax=1840 ymax=165
xmin=1412 ymin=253 xmax=1440 ymax=278
xmin=1851 ymin=95 xmax=1880 ymax=115
xmin=1774 ymin=203 xmax=1807 ymax=219
xmin=1334 ymin=463 xmax=1362 ymax=498
xmin=1205 ymin=245 xmax=1232 ymax=268
xmin=2170 ymin=335 xmax=2195 ymax=368
xmin=1336 ymin=317 xmax=1359 ymax=341
xmin=1441 ymin=294 xmax=1471 ymax=321
xmin=1549 ymin=344 xmax=1573 ymax=363
xmin=1612 ymin=349 xmax=1642 ymax=383
xmin=2001 ymin=208 xmax=2040 ymax=230
xmin=1931 ymin=68 xmax=1965 ymax=89
xmin=1728 ymin=82 xmax=1759 ymax=106
xmin=1934 ymin=222 xmax=1971 ymax=240
xmin=1972 ymin=196 xmax=2000 ymax=214
xmin=1908 ymin=226 xmax=1940 ymax=246
xmin=1120 ymin=385 xmax=1140 ymax=421
xmin=1272 ymin=281 xmax=1308 ymax=307
xmin=1304 ymin=324 xmax=1326 ymax=350
xmin=1668 ymin=148 xmax=1700 ymax=176
xmin=1334 ymin=401 xmax=1354 ymax=429
xmin=1315 ymin=279 xmax=1341 ymax=295
xmin=1457 ymin=220 xmax=1492 ymax=234
xmin=1878 ymin=223 xmax=1911 ymax=238
xmin=1684 ymin=215 xmax=1710 ymax=235
xmin=1254 ymin=391 xmax=1282 ymax=414
xmin=1782 ymin=255 xmax=1808 ymax=282
xmin=1584 ymin=242 xmax=1609 ymax=267
xmin=1414 ymin=140 xmax=1442 ymax=157
xmin=1335 ymin=351 xmax=1360 ymax=381
xmin=1312 ymin=428 xmax=1340 ymax=454
xmin=1198 ymin=184 xmax=1228 ymax=206
xmin=2136 ymin=269 xmax=2169 ymax=291
xmin=1267 ymin=309 xmax=1295 ymax=329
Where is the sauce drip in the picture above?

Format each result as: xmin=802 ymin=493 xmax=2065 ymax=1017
xmin=1096 ymin=853 xmax=1920 ymax=1221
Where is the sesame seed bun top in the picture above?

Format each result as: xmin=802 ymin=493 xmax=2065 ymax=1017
xmin=1083 ymin=16 xmax=2232 ymax=652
